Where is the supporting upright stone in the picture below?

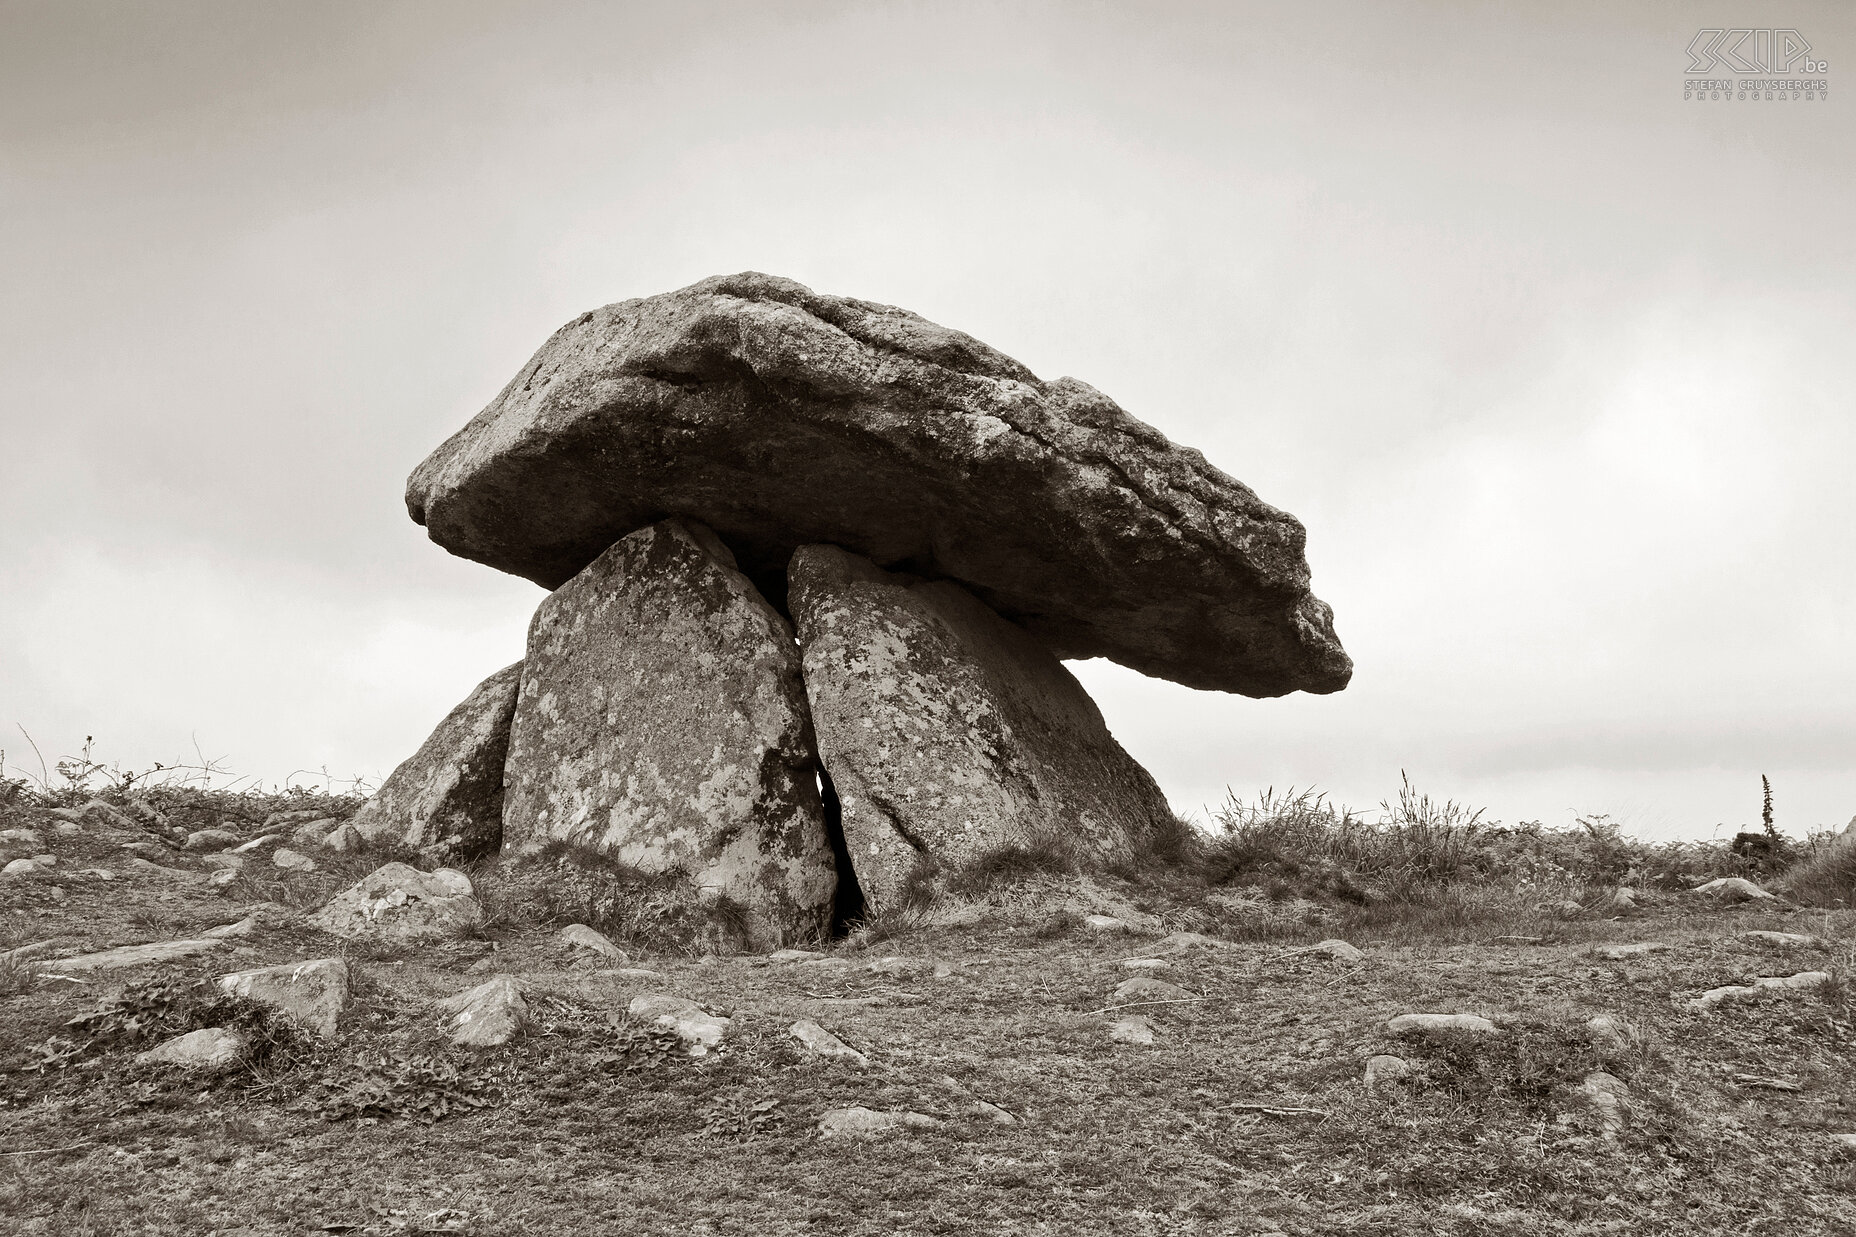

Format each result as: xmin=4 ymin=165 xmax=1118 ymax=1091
xmin=347 ymin=662 xmax=522 ymax=858
xmin=501 ymin=518 xmax=836 ymax=950
xmin=788 ymin=544 xmax=1178 ymax=910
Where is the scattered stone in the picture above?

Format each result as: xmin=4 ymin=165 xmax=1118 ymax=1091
xmin=1577 ymin=1071 xmax=1632 ymax=1137
xmin=307 ymin=862 xmax=484 ymax=944
xmin=788 ymin=1019 xmax=869 ymax=1064
xmin=1111 ymin=976 xmax=1195 ymax=1004
xmin=347 ymin=661 xmax=523 ymax=859
xmin=866 ymin=956 xmax=929 ymax=977
xmin=629 ymin=993 xmax=731 ymax=1056
xmin=119 ymin=841 xmax=174 ymax=863
xmin=1603 ymin=886 xmax=1641 ymax=914
xmin=501 ymin=519 xmax=837 ymax=951
xmin=1741 ymin=931 xmax=1822 ymax=949
xmin=30 ymin=853 xmax=56 ymax=867
xmin=318 ymin=823 xmax=364 ymax=852
xmin=52 ymin=822 xmax=81 ymax=837
xmin=42 ymin=938 xmax=227 ymax=972
xmin=136 ymin=1027 xmax=250 ymax=1072
xmin=229 ymin=834 xmax=284 ymax=856
xmin=271 ymin=848 xmax=318 ymax=872
xmin=1690 ymin=971 xmax=1833 ymax=1010
xmin=201 ymin=853 xmax=247 ymax=872
xmin=435 ymin=974 xmax=529 ymax=1047
xmin=405 ymin=272 xmax=1350 ymax=697
xmin=558 ymin=923 xmax=629 ymax=961
xmin=0 ymin=828 xmax=41 ymax=845
xmin=217 ymin=958 xmax=350 ymax=1036
xmin=209 ymin=868 xmax=240 ymax=891
xmin=183 ymin=828 xmax=241 ymax=852
xmin=1363 ymin=1055 xmax=1411 ymax=1088
xmin=1596 ymin=941 xmax=1669 ymax=960
xmin=289 ymin=818 xmax=338 ymax=848
xmin=762 ymin=948 xmax=828 ymax=965
xmin=126 ymin=857 xmax=202 ymax=882
xmin=1690 ymin=876 xmax=1778 ymax=903
xmin=1155 ymin=931 xmax=1232 ymax=952
xmin=1083 ymin=915 xmax=1137 ymax=934
xmin=1310 ymin=939 xmax=1364 ymax=963
xmin=2 ymin=858 xmax=42 ymax=876
xmin=203 ymin=916 xmax=257 ymax=939
xmin=1121 ymin=958 xmax=1171 ymax=971
xmin=1107 ymin=1016 xmax=1157 ymax=1045
xmin=817 ymin=1106 xmax=943 ymax=1138
xmin=1585 ymin=1014 xmax=1634 ymax=1050
xmin=790 ymin=544 xmax=1180 ymax=909
xmin=1387 ymin=1013 xmax=1499 ymax=1038
xmin=1832 ymin=1134 xmax=1856 ymax=1151
xmin=77 ymin=868 xmax=114 ymax=880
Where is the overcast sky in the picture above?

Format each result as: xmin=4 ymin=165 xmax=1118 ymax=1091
xmin=3 ymin=1 xmax=1851 ymax=840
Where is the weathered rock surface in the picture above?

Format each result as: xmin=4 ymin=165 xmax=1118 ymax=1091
xmin=1107 ymin=1015 xmax=1157 ymax=1045
xmin=558 ymin=923 xmax=629 ymax=962
xmin=435 ymin=974 xmax=529 ymax=1047
xmin=1363 ymin=1055 xmax=1411 ymax=1088
xmin=1309 ymin=939 xmax=1364 ymax=963
xmin=629 ymin=993 xmax=730 ymax=1056
xmin=501 ymin=519 xmax=836 ymax=950
xmin=1741 ymin=930 xmax=1822 ymax=949
xmin=788 ymin=1019 xmax=868 ymax=1064
xmin=1596 ymin=941 xmax=1669 ymax=960
xmin=817 ymin=1107 xmax=942 ymax=1137
xmin=1690 ymin=876 xmax=1777 ymax=903
xmin=1689 ymin=971 xmax=1832 ymax=1010
xmin=306 ymin=863 xmax=482 ymax=943
xmin=217 ymin=958 xmax=350 ymax=1036
xmin=272 ymin=848 xmax=317 ymax=872
xmin=347 ymin=662 xmax=522 ymax=858
xmin=1387 ymin=1012 xmax=1498 ymax=1038
xmin=406 ymin=273 xmax=1350 ymax=697
xmin=137 ymin=1027 xmax=249 ymax=1072
xmin=1111 ymin=976 xmax=1195 ymax=1004
xmin=1577 ymin=1071 xmax=1632 ymax=1137
xmin=183 ymin=828 xmax=241 ymax=852
xmin=41 ymin=938 xmax=226 ymax=972
xmin=790 ymin=545 xmax=1177 ymax=907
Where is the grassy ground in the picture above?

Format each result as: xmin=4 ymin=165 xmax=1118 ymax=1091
xmin=2 ymin=785 xmax=1854 ymax=1235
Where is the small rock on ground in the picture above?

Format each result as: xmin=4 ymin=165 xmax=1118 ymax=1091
xmin=558 ymin=923 xmax=629 ymax=961
xmin=761 ymin=948 xmax=827 ymax=964
xmin=1596 ymin=942 xmax=1669 ymax=960
xmin=136 ymin=1027 xmax=249 ymax=1072
xmin=217 ymin=958 xmax=350 ymax=1037
xmin=184 ymin=828 xmax=241 ymax=852
xmin=1387 ymin=1012 xmax=1498 ymax=1038
xmin=630 ymin=993 xmax=730 ymax=1056
xmin=817 ymin=1107 xmax=942 ymax=1137
xmin=1741 ymin=930 xmax=1822 ymax=949
xmin=1154 ymin=931 xmax=1231 ymax=952
xmin=1363 ymin=1055 xmax=1410 ymax=1087
xmin=289 ymin=818 xmax=338 ymax=848
xmin=1121 ymin=958 xmax=1170 ymax=971
xmin=272 ymin=848 xmax=318 ymax=872
xmin=1577 ymin=1070 xmax=1632 ymax=1137
xmin=435 ymin=974 xmax=529 ymax=1047
xmin=307 ymin=863 xmax=482 ymax=943
xmin=1108 ymin=1015 xmax=1157 ymax=1045
xmin=788 ymin=1019 xmax=868 ymax=1064
xmin=1831 ymin=1134 xmax=1856 ymax=1151
xmin=230 ymin=834 xmax=285 ymax=855
xmin=1082 ymin=915 xmax=1137 ymax=934
xmin=866 ymin=956 xmax=929 ymax=976
xmin=1585 ymin=1013 xmax=1634 ymax=1050
xmin=42 ymin=938 xmax=227 ymax=972
xmin=1310 ymin=939 xmax=1364 ymax=962
xmin=1690 ymin=876 xmax=1777 ymax=903
xmin=1690 ymin=971 xmax=1832 ymax=1009
xmin=1111 ymin=976 xmax=1194 ymax=1004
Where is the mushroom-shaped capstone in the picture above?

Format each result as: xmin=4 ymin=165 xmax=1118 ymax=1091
xmin=407 ymin=272 xmax=1349 ymax=697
